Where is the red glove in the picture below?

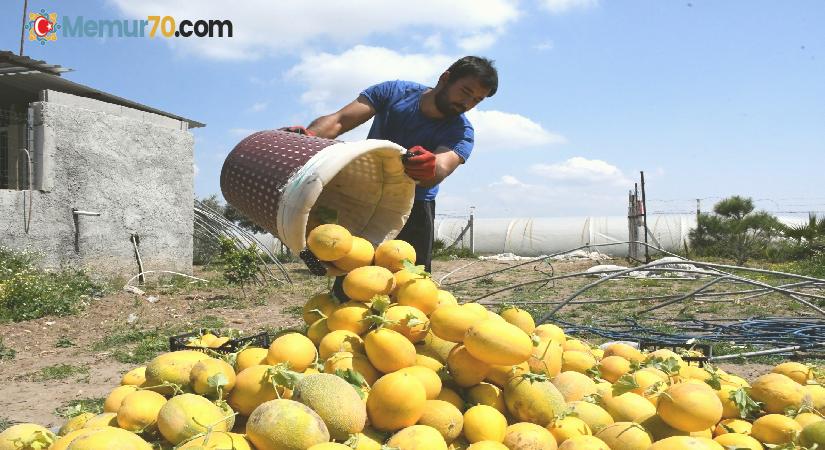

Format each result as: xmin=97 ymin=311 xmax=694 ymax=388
xmin=278 ymin=126 xmax=316 ymax=136
xmin=403 ymin=146 xmax=437 ymax=181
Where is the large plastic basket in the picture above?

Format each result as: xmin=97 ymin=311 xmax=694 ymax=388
xmin=220 ymin=130 xmax=416 ymax=254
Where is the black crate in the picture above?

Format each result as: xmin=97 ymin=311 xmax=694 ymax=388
xmin=169 ymin=329 xmax=270 ymax=354
xmin=639 ymin=341 xmax=711 ymax=367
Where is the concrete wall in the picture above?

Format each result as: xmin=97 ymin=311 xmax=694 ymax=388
xmin=0 ymin=91 xmax=194 ymax=277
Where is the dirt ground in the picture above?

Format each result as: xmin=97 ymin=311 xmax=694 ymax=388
xmin=1 ymin=256 xmax=815 ymax=428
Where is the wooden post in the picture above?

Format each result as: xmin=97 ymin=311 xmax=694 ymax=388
xmin=469 ymin=206 xmax=475 ymax=254
xmin=19 ymin=0 xmax=28 ymax=56
xmin=641 ymin=171 xmax=649 ymax=263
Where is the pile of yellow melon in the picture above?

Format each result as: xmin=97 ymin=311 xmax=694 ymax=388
xmin=2 ymin=226 xmax=824 ymax=450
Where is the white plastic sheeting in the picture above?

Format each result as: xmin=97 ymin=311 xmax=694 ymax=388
xmin=436 ymin=214 xmax=810 ymax=257
xmin=436 ymin=215 xmax=697 ymax=257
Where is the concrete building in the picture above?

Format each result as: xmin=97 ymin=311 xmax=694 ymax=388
xmin=0 ymin=51 xmax=204 ymax=276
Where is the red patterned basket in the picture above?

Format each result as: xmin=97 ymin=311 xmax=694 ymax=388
xmin=220 ymin=130 xmax=415 ymax=253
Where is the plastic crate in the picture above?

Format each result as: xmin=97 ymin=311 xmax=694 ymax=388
xmin=639 ymin=341 xmax=711 ymax=367
xmin=169 ymin=329 xmax=269 ymax=354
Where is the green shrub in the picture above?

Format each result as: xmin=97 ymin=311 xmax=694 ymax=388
xmin=0 ymin=247 xmax=102 ymax=322
xmin=433 ymin=239 xmax=475 ymax=260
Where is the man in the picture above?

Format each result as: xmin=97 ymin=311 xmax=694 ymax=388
xmin=285 ymin=55 xmax=498 ymax=273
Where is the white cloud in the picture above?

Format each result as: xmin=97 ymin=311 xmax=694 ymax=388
xmin=539 ymin=0 xmax=598 ymax=14
xmin=530 ymin=156 xmax=631 ymax=186
xmin=422 ymin=33 xmax=444 ymax=52
xmin=533 ymin=40 xmax=555 ymax=51
xmin=193 ymin=163 xmax=199 ymax=177
xmin=490 ymin=175 xmax=530 ymax=188
xmin=248 ymin=102 xmax=268 ymax=112
xmin=466 ymin=109 xmax=567 ymax=151
xmin=110 ymin=0 xmax=519 ymax=60
xmin=457 ymin=32 xmax=500 ymax=52
xmin=286 ymin=46 xmax=454 ymax=113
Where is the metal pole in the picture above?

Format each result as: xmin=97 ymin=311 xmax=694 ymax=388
xmin=19 ymin=0 xmax=28 ymax=56
xmin=469 ymin=206 xmax=475 ymax=254
xmin=696 ymin=198 xmax=701 ymax=222
xmin=640 ymin=171 xmax=649 ymax=263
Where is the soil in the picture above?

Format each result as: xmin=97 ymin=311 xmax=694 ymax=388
xmin=0 ymin=256 xmax=812 ymax=428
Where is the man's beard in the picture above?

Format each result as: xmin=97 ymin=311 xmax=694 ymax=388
xmin=434 ymin=86 xmax=463 ymax=118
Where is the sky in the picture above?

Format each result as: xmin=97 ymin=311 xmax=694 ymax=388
xmin=2 ymin=0 xmax=824 ymax=219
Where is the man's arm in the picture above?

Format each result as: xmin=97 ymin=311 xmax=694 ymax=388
xmin=306 ymin=95 xmax=376 ymax=139
xmin=417 ymin=147 xmax=463 ymax=188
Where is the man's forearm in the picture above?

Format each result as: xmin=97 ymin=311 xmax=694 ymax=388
xmin=306 ymin=115 xmax=344 ymax=139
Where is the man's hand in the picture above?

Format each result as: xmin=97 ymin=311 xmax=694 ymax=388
xmin=403 ymin=146 xmax=437 ymax=181
xmin=278 ymin=126 xmax=316 ymax=136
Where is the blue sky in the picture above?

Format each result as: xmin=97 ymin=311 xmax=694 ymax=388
xmin=2 ymin=0 xmax=823 ymax=218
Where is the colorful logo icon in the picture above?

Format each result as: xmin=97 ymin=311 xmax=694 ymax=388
xmin=26 ymin=9 xmax=60 ymax=45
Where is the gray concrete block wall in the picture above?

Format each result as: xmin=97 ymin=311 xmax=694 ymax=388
xmin=0 ymin=95 xmax=194 ymax=277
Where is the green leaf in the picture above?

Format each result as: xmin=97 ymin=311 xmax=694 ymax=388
xmin=268 ymin=364 xmax=303 ymax=391
xmin=403 ymin=313 xmax=425 ymax=328
xmin=370 ymin=295 xmax=392 ymax=314
xmin=207 ymin=372 xmax=229 ymax=389
xmin=730 ymin=387 xmax=762 ymax=420
xmin=402 ymin=259 xmax=429 ymax=278
xmin=334 ymin=369 xmax=369 ymax=399
xmin=646 ymin=356 xmax=682 ymax=376
xmin=612 ymin=373 xmax=640 ymax=397
xmin=703 ymin=364 xmax=723 ymax=391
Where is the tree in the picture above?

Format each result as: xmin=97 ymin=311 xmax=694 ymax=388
xmin=688 ymin=196 xmax=782 ymax=265
xmin=783 ymin=213 xmax=825 ymax=256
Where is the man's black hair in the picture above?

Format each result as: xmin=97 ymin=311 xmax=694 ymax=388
xmin=446 ymin=56 xmax=499 ymax=97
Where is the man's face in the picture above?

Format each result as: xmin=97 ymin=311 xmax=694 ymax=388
xmin=434 ymin=75 xmax=491 ymax=118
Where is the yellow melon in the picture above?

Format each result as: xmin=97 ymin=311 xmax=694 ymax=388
xmin=552 ymin=371 xmax=597 ymax=402
xmin=529 ymin=338 xmax=563 ymax=377
xmin=437 ymin=388 xmax=466 ymax=412
xmin=374 ymin=240 xmax=416 ymax=272
xmin=398 ymin=366 xmax=442 ymax=400
xmin=598 ymin=356 xmax=631 ymax=383
xmin=561 ymin=351 xmax=597 ymax=374
xmin=772 ymin=361 xmax=813 ymax=385
xmin=657 ymin=382 xmax=723 ymax=432
xmin=430 ymin=305 xmax=480 ymax=343
xmin=385 ymin=305 xmax=429 ymax=343
xmin=324 ymin=351 xmax=381 ymax=385
xmin=503 ymin=374 xmax=567 ymax=426
xmin=749 ymin=372 xmax=808 ymax=414
xmin=447 ymin=344 xmax=491 ymax=387
xmin=144 ymin=350 xmax=211 ymax=395
xmin=387 ymin=424 xmax=448 ymax=450
xmin=157 ymin=393 xmax=229 ymax=445
xmin=548 ymin=416 xmax=591 ymax=444
xmin=63 ymin=426 xmax=151 ymax=450
xmin=267 ymin=332 xmax=317 ymax=372
xmin=499 ymin=306 xmax=535 ymax=335
xmin=602 ymin=343 xmax=644 ymax=363
xmin=603 ymin=392 xmax=657 ymax=424
xmin=303 ymin=291 xmax=339 ymax=325
xmin=120 ymin=366 xmax=146 ymax=386
xmin=344 ymin=266 xmax=396 ymax=302
xmin=116 ymin=390 xmax=167 ymax=433
xmin=246 ymin=399 xmax=330 ymax=449
xmin=750 ymin=413 xmax=803 ymax=445
xmin=502 ymin=422 xmax=557 ymax=449
xmin=533 ymin=323 xmax=566 ymax=344
xmin=367 ymin=371 xmax=427 ymax=431
xmin=307 ymin=224 xmax=353 ymax=261
xmin=333 ymin=236 xmax=375 ymax=272
xmin=327 ymin=301 xmax=371 ymax=334
xmin=189 ymin=358 xmax=237 ymax=398
xmin=103 ymin=384 xmax=138 ymax=413
xmin=178 ymin=432 xmax=252 ymax=449
xmin=464 ymin=405 xmax=508 ymax=443
xmin=466 ymin=382 xmax=507 ymax=415
xmin=594 ymin=422 xmax=651 ymax=450
xmin=712 ymin=433 xmax=762 ymax=450
xmin=485 ymin=362 xmax=529 ymax=388
xmin=647 ymin=436 xmax=723 ymax=450
xmin=713 ymin=418 xmax=752 ymax=436
xmin=567 ymin=401 xmax=614 ymax=434
xmin=365 ymin=328 xmax=417 ymax=373
xmin=0 ymin=423 xmax=56 ymax=450
xmin=437 ymin=290 xmax=459 ymax=308
xmin=464 ymin=320 xmax=532 ymax=366
xmin=319 ymin=329 xmax=365 ymax=360
xmin=294 ymin=372 xmax=367 ymax=441
xmin=58 ymin=413 xmax=95 ymax=436
xmin=556 ymin=435 xmax=609 ymax=450
xmin=307 ymin=318 xmax=331 ymax=346
xmin=418 ymin=400 xmax=464 ymax=443
xmin=81 ymin=413 xmax=118 ymax=429
xmin=234 ymin=347 xmax=268 ymax=373
xmin=228 ymin=365 xmax=289 ymax=416
xmin=396 ymin=277 xmax=439 ymax=315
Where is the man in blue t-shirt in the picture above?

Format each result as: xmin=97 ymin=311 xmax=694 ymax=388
xmin=284 ymin=56 xmax=498 ymax=272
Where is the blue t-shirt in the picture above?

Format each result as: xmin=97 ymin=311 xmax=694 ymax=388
xmin=360 ymin=80 xmax=474 ymax=201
